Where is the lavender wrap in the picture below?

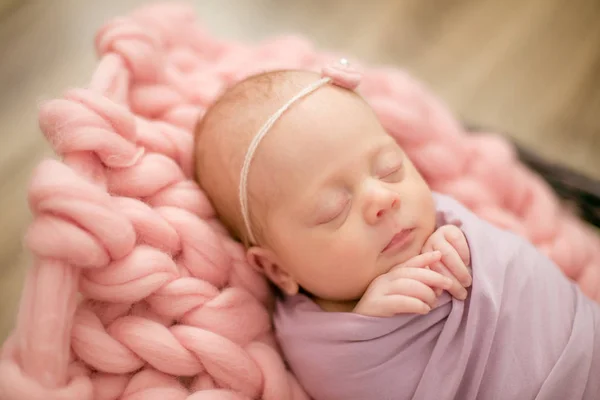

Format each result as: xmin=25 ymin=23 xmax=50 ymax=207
xmin=274 ymin=193 xmax=600 ymax=400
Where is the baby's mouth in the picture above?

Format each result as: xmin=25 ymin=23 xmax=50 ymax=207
xmin=381 ymin=228 xmax=415 ymax=254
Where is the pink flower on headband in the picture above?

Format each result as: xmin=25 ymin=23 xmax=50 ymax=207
xmin=321 ymin=58 xmax=362 ymax=90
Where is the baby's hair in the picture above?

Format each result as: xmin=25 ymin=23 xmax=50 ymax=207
xmin=194 ymin=69 xmax=317 ymax=247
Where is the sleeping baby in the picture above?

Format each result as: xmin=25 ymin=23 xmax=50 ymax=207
xmin=194 ymin=61 xmax=600 ymax=400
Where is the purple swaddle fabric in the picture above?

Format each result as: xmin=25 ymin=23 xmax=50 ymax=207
xmin=274 ymin=193 xmax=600 ymax=400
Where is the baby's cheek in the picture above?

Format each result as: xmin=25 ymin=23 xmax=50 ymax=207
xmin=325 ymin=232 xmax=372 ymax=265
xmin=419 ymin=194 xmax=437 ymax=232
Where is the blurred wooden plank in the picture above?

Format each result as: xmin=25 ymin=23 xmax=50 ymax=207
xmin=0 ymin=251 xmax=29 ymax=341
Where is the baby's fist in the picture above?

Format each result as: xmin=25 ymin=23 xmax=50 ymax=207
xmin=422 ymin=225 xmax=471 ymax=300
xmin=353 ymin=252 xmax=453 ymax=317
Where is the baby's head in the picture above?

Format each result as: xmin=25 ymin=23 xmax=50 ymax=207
xmin=195 ymin=65 xmax=436 ymax=308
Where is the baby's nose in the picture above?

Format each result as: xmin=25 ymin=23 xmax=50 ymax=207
xmin=365 ymin=186 xmax=400 ymax=224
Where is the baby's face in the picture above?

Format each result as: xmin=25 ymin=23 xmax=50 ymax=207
xmin=248 ymin=84 xmax=436 ymax=303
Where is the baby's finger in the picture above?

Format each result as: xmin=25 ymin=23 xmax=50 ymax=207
xmin=388 ymin=278 xmax=439 ymax=309
xmin=389 ymin=267 xmax=454 ymax=300
xmin=435 ymin=240 xmax=472 ymax=287
xmin=425 ymin=266 xmax=443 ymax=297
xmin=431 ymin=261 xmax=468 ymax=300
xmin=421 ymin=238 xmax=434 ymax=254
xmin=393 ymin=251 xmax=442 ymax=271
xmin=444 ymin=229 xmax=471 ymax=266
xmin=380 ymin=294 xmax=432 ymax=316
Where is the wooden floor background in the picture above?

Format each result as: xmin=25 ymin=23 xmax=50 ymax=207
xmin=1 ymin=0 xmax=599 ymax=342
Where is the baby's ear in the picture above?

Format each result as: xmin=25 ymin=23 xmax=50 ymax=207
xmin=247 ymin=247 xmax=299 ymax=296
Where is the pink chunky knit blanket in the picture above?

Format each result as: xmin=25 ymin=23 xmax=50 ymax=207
xmin=1 ymin=3 xmax=599 ymax=400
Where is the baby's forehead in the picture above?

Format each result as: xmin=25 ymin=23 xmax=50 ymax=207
xmin=194 ymin=68 xmax=380 ymax=200
xmin=259 ymin=87 xmax=381 ymax=154
xmin=253 ymin=89 xmax=387 ymax=189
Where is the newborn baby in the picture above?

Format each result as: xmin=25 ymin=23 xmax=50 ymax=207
xmin=194 ymin=62 xmax=600 ymax=400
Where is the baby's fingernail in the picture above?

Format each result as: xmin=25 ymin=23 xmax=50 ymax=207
xmin=422 ymin=304 xmax=431 ymax=314
xmin=432 ymin=250 xmax=442 ymax=257
xmin=459 ymin=290 xmax=468 ymax=300
xmin=462 ymin=277 xmax=472 ymax=287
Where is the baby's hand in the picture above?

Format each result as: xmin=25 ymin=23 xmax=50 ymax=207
xmin=353 ymin=252 xmax=453 ymax=317
xmin=421 ymin=225 xmax=471 ymax=300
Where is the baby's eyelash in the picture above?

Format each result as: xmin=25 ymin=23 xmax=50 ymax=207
xmin=319 ymin=199 xmax=350 ymax=225
xmin=378 ymin=162 xmax=403 ymax=178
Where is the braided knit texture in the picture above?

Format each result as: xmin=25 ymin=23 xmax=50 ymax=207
xmin=1 ymin=3 xmax=599 ymax=399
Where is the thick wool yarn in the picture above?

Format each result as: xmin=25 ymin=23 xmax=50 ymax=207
xmin=1 ymin=3 xmax=598 ymax=400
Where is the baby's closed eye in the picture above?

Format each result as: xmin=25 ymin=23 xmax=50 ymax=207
xmin=316 ymin=196 xmax=351 ymax=225
xmin=376 ymin=154 xmax=404 ymax=182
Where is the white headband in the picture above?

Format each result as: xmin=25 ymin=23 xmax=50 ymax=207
xmin=239 ymin=59 xmax=362 ymax=244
